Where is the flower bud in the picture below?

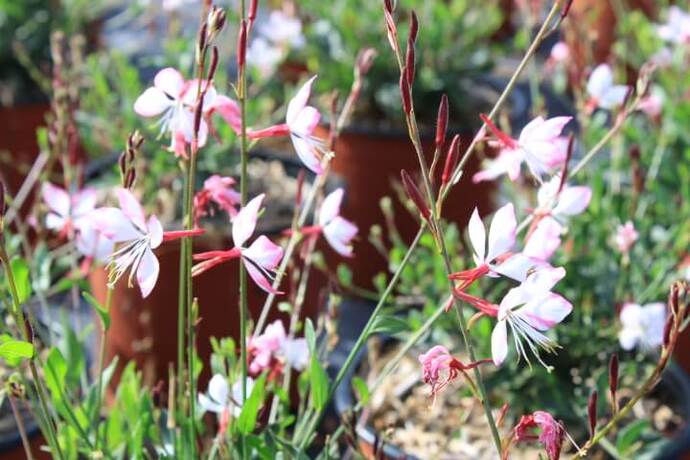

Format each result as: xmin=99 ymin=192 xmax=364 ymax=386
xmin=207 ymin=46 xmax=220 ymax=81
xmin=636 ymin=62 xmax=657 ymax=98
xmin=405 ymin=39 xmax=415 ymax=86
xmin=587 ymin=390 xmax=598 ymax=438
xmin=561 ymin=0 xmax=574 ymax=19
xmin=208 ymin=6 xmax=226 ymax=36
xmin=401 ymin=169 xmax=430 ymax=220
xmin=669 ymin=281 xmax=680 ymax=316
xmin=355 ymin=48 xmax=377 ymax=77
xmin=125 ymin=169 xmax=137 ymax=190
xmin=196 ymin=23 xmax=208 ymax=64
xmin=399 ymin=72 xmax=411 ymax=114
xmin=409 ymin=10 xmax=419 ymax=44
xmin=442 ymin=134 xmax=461 ymax=185
xmin=608 ymin=353 xmax=619 ymax=400
xmin=663 ymin=315 xmax=673 ymax=349
xmin=193 ymin=101 xmax=203 ymax=138
xmin=435 ymin=94 xmax=448 ymax=149
xmin=384 ymin=0 xmax=394 ymax=14
xmin=0 ymin=181 xmax=6 ymax=218
xmin=237 ymin=20 xmax=248 ymax=70
xmin=248 ymin=0 xmax=258 ymax=22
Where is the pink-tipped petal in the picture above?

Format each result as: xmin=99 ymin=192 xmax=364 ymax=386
xmin=491 ymin=320 xmax=508 ymax=366
xmin=487 ymin=203 xmax=517 ymax=262
xmin=137 ymin=246 xmax=160 ymax=298
xmin=233 ymin=194 xmax=264 ymax=247
xmin=243 ymin=258 xmax=282 ymax=294
xmin=117 ymin=188 xmax=148 ymax=232
xmin=523 ymin=217 xmax=563 ymax=261
xmin=286 ymin=75 xmax=317 ymax=126
xmin=212 ymin=95 xmax=242 ymax=134
xmin=42 ymin=183 xmax=70 ymax=218
xmin=154 ymin=67 xmax=185 ymax=98
xmin=243 ymin=235 xmax=283 ymax=269
xmin=553 ymin=186 xmax=592 ymax=216
xmin=90 ymin=208 xmax=141 ymax=242
xmin=290 ymin=134 xmax=324 ymax=174
xmin=323 ymin=216 xmax=358 ymax=257
xmin=520 ymin=293 xmax=572 ymax=331
xmin=289 ymin=106 xmax=320 ymax=135
xmin=134 ymin=87 xmax=173 ymax=117
xmin=319 ymin=188 xmax=344 ymax=226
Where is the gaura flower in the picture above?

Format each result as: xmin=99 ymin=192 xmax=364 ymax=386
xmin=193 ymin=175 xmax=241 ymax=225
xmin=92 ymin=188 xmax=202 ymax=298
xmin=192 ymin=194 xmax=284 ymax=294
xmin=199 ymin=374 xmax=255 ymax=434
xmin=418 ymin=345 xmax=490 ymax=401
xmin=614 ymin=221 xmax=638 ymax=254
xmin=549 ymin=42 xmax=570 ymax=64
xmin=248 ymin=320 xmax=309 ymax=376
xmin=491 ymin=268 xmax=572 ymax=366
xmin=656 ymin=6 xmax=690 ymax=45
xmin=586 ymin=64 xmax=629 ymax=111
xmin=134 ymin=68 xmax=216 ymax=151
xmin=207 ymin=95 xmax=242 ymax=135
xmin=514 ymin=411 xmax=566 ymax=460
xmin=619 ymin=302 xmax=666 ymax=351
xmin=248 ymin=76 xmax=327 ymax=174
xmin=294 ymin=188 xmax=358 ymax=257
xmin=42 ymin=183 xmax=97 ymax=236
xmin=257 ymin=10 xmax=305 ymax=49
xmin=473 ymin=115 xmax=571 ymax=183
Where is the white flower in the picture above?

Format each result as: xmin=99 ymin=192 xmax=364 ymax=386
xmin=619 ymin=302 xmax=666 ymax=350
xmin=198 ymin=374 xmax=255 ymax=418
xmin=586 ymin=64 xmax=629 ymax=110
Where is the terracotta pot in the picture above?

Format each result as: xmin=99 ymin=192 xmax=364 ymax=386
xmin=319 ymin=125 xmax=493 ymax=290
xmin=564 ymin=0 xmax=658 ymax=81
xmin=89 ymin=230 xmax=327 ymax=391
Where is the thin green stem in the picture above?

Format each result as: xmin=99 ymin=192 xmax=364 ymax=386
xmin=94 ymin=287 xmax=113 ymax=452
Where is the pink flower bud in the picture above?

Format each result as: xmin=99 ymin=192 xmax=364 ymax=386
xmin=237 ymin=20 xmax=248 ymax=69
xmin=409 ymin=10 xmax=419 ymax=44
xmin=435 ymin=94 xmax=449 ymax=149
xmin=587 ymin=390 xmax=598 ymax=438
xmin=384 ymin=0 xmax=393 ymax=14
xmin=207 ymin=46 xmax=219 ymax=81
xmin=608 ymin=353 xmax=619 ymax=400
xmin=663 ymin=315 xmax=673 ymax=348
xmin=442 ymin=134 xmax=461 ymax=185
xmin=248 ymin=0 xmax=258 ymax=22
xmin=405 ymin=40 xmax=415 ymax=86
xmin=401 ymin=170 xmax=429 ymax=220
xmin=399 ymin=72 xmax=411 ymax=114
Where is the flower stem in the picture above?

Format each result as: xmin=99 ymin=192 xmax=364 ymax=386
xmin=93 ymin=286 xmax=113 ymax=451
xmin=9 ymin=394 xmax=35 ymax=460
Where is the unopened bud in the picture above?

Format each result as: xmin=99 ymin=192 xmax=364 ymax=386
xmin=670 ymin=282 xmax=680 ymax=316
xmin=608 ymin=353 xmax=619 ymax=399
xmin=401 ymin=169 xmax=430 ymax=220
xmin=207 ymin=46 xmax=220 ymax=81
xmin=435 ymin=94 xmax=449 ymax=149
xmin=196 ymin=23 xmax=208 ymax=64
xmin=248 ymin=0 xmax=258 ymax=21
xmin=125 ymin=169 xmax=137 ymax=189
xmin=355 ymin=48 xmax=377 ymax=77
xmin=442 ymin=135 xmax=461 ymax=185
xmin=561 ymin=0 xmax=574 ymax=19
xmin=587 ymin=390 xmax=598 ymax=438
xmin=384 ymin=0 xmax=394 ymax=14
xmin=0 ymin=181 xmax=6 ymax=218
xmin=208 ymin=6 xmax=226 ymax=36
xmin=636 ymin=62 xmax=657 ymax=98
xmin=663 ymin=315 xmax=673 ymax=348
xmin=405 ymin=40 xmax=415 ymax=86
xmin=193 ymin=101 xmax=203 ymax=138
xmin=237 ymin=20 xmax=248 ymax=69
xmin=409 ymin=10 xmax=419 ymax=44
xmin=399 ymin=72 xmax=411 ymax=114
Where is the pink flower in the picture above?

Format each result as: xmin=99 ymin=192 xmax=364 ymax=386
xmin=208 ymin=95 xmax=243 ymax=134
xmin=638 ymin=91 xmax=663 ymax=119
xmin=249 ymin=76 xmax=326 ymax=174
xmin=92 ymin=188 xmax=202 ymax=297
xmin=515 ymin=411 xmax=566 ymax=460
xmin=248 ymin=320 xmax=309 ymax=375
xmin=586 ymin=64 xmax=629 ymax=111
xmin=42 ymin=183 xmax=97 ymax=236
xmin=192 ymin=194 xmax=284 ymax=294
xmin=657 ymin=6 xmax=690 ymax=45
xmin=549 ymin=42 xmax=570 ymax=63
xmin=133 ymin=68 xmax=216 ymax=151
xmin=491 ymin=267 xmax=572 ymax=366
xmin=418 ymin=345 xmax=490 ymax=400
xmin=523 ymin=218 xmax=563 ymax=261
xmin=473 ymin=115 xmax=571 ymax=182
xmin=619 ymin=302 xmax=666 ymax=350
xmin=193 ymin=175 xmax=241 ymax=225
xmin=296 ymin=188 xmax=358 ymax=257
xmin=614 ymin=221 xmax=638 ymax=254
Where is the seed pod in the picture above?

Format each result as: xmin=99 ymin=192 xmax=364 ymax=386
xmin=435 ymin=94 xmax=449 ymax=150
xmin=442 ymin=134 xmax=461 ymax=185
xmin=608 ymin=353 xmax=619 ymax=400
xmin=409 ymin=10 xmax=419 ymax=44
xmin=587 ymin=390 xmax=598 ymax=438
xmin=237 ymin=20 xmax=248 ymax=69
xmin=401 ymin=170 xmax=430 ymax=220
xmin=399 ymin=72 xmax=411 ymax=114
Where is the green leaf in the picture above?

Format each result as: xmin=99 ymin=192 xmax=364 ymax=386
xmin=44 ymin=348 xmax=68 ymax=406
xmin=616 ymin=419 xmax=650 ymax=454
xmin=309 ymin=355 xmax=329 ymax=411
xmin=237 ymin=374 xmax=267 ymax=435
xmin=337 ymin=264 xmax=353 ymax=287
xmin=9 ymin=257 xmax=31 ymax=304
xmin=83 ymin=291 xmax=110 ymax=330
xmin=370 ymin=314 xmax=408 ymax=336
xmin=352 ymin=376 xmax=370 ymax=406
xmin=0 ymin=338 xmax=34 ymax=364
xmin=304 ymin=318 xmax=316 ymax=354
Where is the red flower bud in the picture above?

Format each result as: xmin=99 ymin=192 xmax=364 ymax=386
xmin=237 ymin=20 xmax=248 ymax=69
xmin=442 ymin=134 xmax=461 ymax=185
xmin=409 ymin=10 xmax=419 ymax=44
xmin=435 ymin=94 xmax=449 ymax=149
xmin=399 ymin=71 xmax=411 ymax=114
xmin=608 ymin=353 xmax=619 ymax=399
xmin=193 ymin=101 xmax=203 ymax=138
xmin=405 ymin=39 xmax=415 ymax=86
xmin=384 ymin=0 xmax=394 ymax=14
xmin=401 ymin=170 xmax=430 ymax=220
xmin=248 ymin=0 xmax=258 ymax=22
xmin=561 ymin=0 xmax=575 ymax=19
xmin=0 ymin=181 xmax=5 ymax=218
xmin=557 ymin=134 xmax=575 ymax=194
xmin=207 ymin=46 xmax=219 ymax=81
xmin=587 ymin=390 xmax=598 ymax=438
xmin=663 ymin=315 xmax=673 ymax=349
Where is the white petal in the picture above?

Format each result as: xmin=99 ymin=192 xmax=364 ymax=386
xmin=42 ymin=183 xmax=70 ymax=218
xmin=286 ymin=75 xmax=317 ymax=126
xmin=46 ymin=214 xmax=67 ymax=231
xmin=117 ymin=188 xmax=147 ymax=232
xmin=620 ymin=303 xmax=642 ymax=328
xmin=289 ymin=105 xmax=320 ymax=135
xmin=553 ymin=186 xmax=592 ymax=216
xmin=137 ymin=247 xmax=160 ymax=298
xmin=72 ymin=188 xmax=98 ymax=218
xmin=198 ymin=393 xmax=225 ymax=414
xmin=486 ymin=203 xmax=516 ymax=262
xmin=90 ymin=208 xmax=141 ymax=242
xmin=323 ymin=217 xmax=358 ymax=257
xmin=587 ymin=64 xmax=614 ymax=99
xmin=290 ymin=134 xmax=324 ymax=174
xmin=154 ymin=67 xmax=185 ymax=98
xmin=523 ymin=217 xmax=563 ymax=261
xmin=134 ymin=87 xmax=173 ymax=117
xmin=147 ymin=215 xmax=164 ymax=249
xmin=599 ymin=86 xmax=629 ymax=109
xmin=491 ymin=320 xmax=508 ymax=366
xmin=319 ymin=189 xmax=344 ymax=226
xmin=208 ymin=374 xmax=229 ymax=405
xmin=243 ymin=257 xmax=281 ymax=294
xmin=282 ymin=338 xmax=309 ymax=371
xmin=518 ymin=293 xmax=572 ymax=331
xmin=493 ymin=253 xmax=546 ymax=282
xmin=468 ymin=208 xmax=486 ymax=263
xmin=243 ymin=235 xmax=283 ymax=269
xmin=232 ymin=194 xmax=264 ymax=247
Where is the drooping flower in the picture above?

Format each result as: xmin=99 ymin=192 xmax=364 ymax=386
xmin=656 ymin=6 xmax=690 ymax=45
xmin=514 ymin=411 xmax=566 ymax=460
xmin=193 ymin=175 xmax=241 ymax=225
xmin=42 ymin=183 xmax=97 ymax=236
xmin=92 ymin=188 xmax=202 ymax=298
xmin=198 ymin=374 xmax=255 ymax=434
xmin=134 ymin=68 xmax=216 ymax=152
xmin=619 ymin=302 xmax=667 ymax=350
xmin=248 ymin=76 xmax=327 ymax=174
xmin=473 ymin=115 xmax=571 ymax=183
xmin=192 ymin=194 xmax=284 ymax=293
xmin=294 ymin=188 xmax=358 ymax=257
xmin=614 ymin=221 xmax=638 ymax=254
xmin=208 ymin=95 xmax=243 ymax=135
xmin=248 ymin=320 xmax=309 ymax=376
xmin=418 ymin=345 xmax=490 ymax=400
xmin=490 ymin=268 xmax=572 ymax=366
xmin=586 ymin=64 xmax=629 ymax=111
